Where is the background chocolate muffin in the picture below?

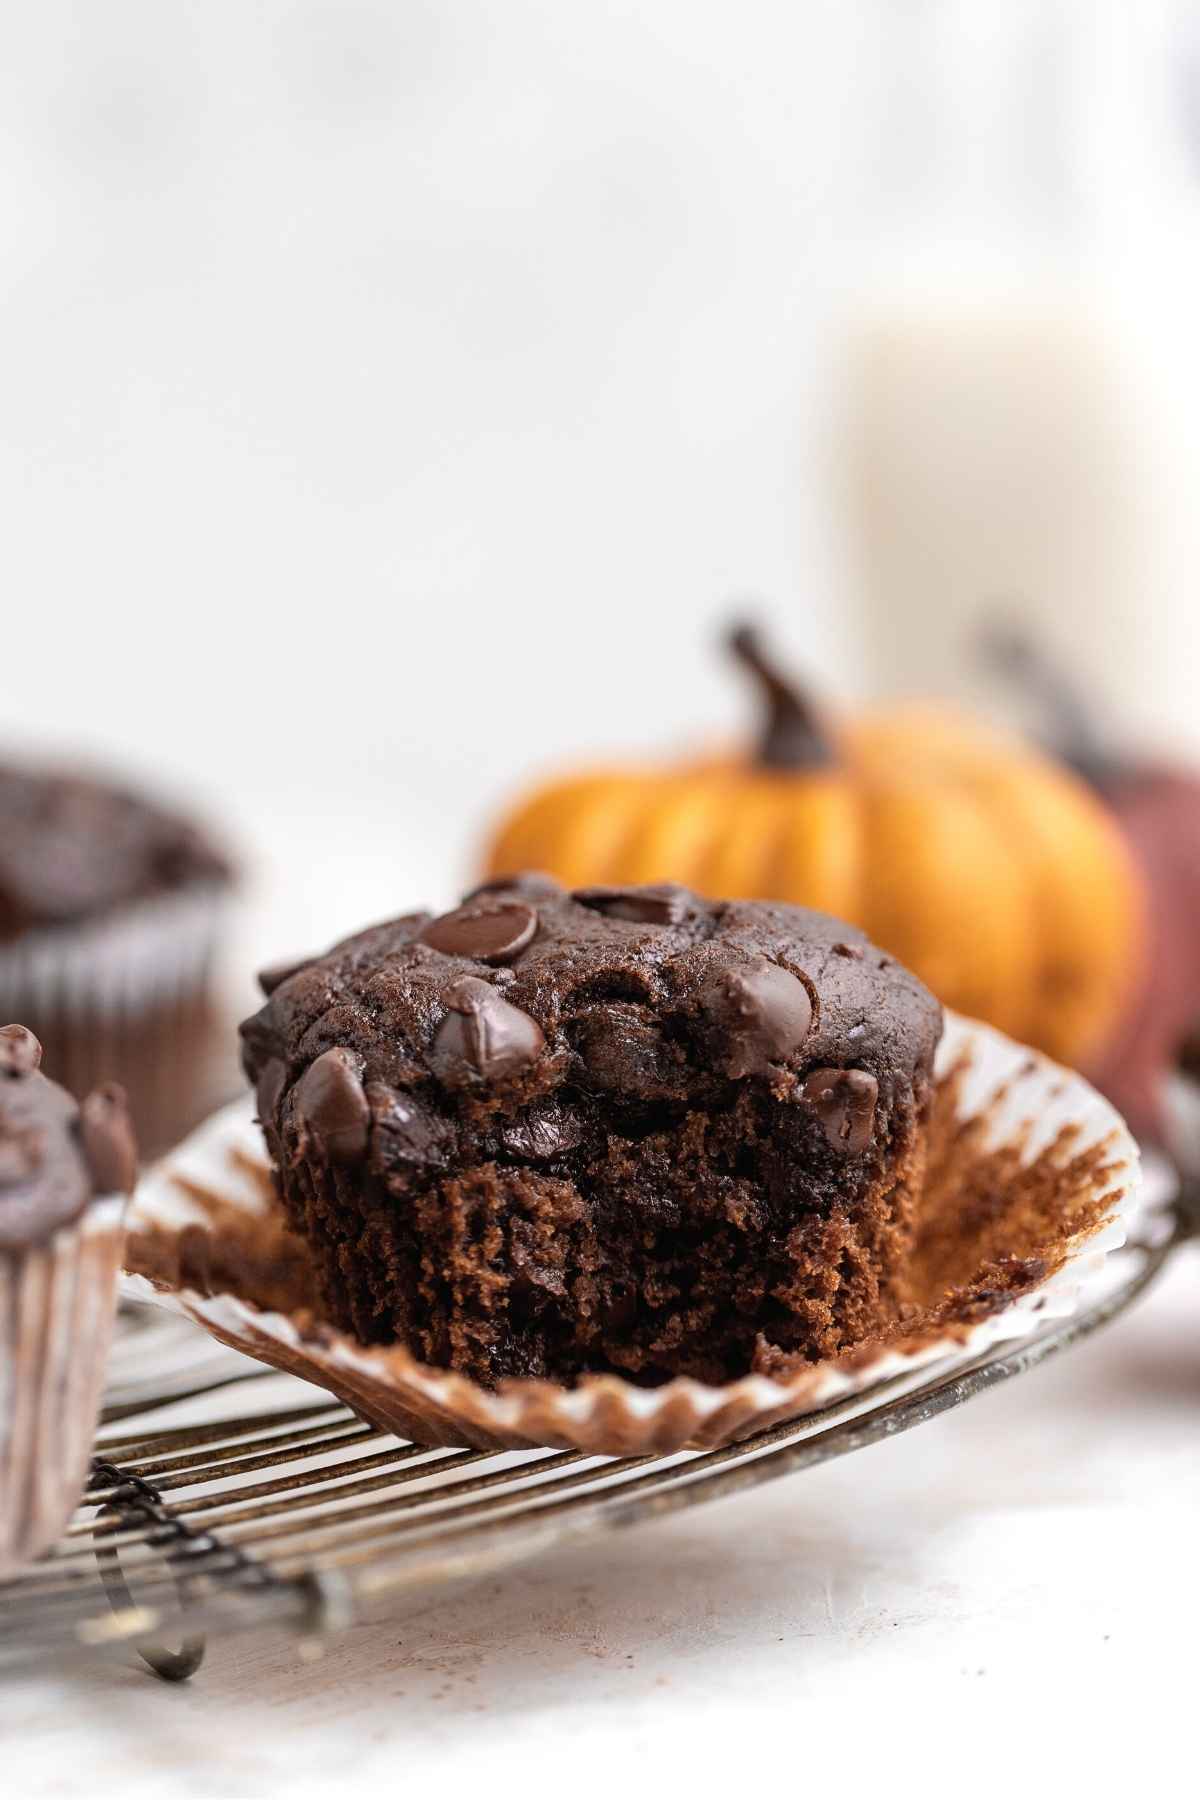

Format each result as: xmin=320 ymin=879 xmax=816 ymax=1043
xmin=240 ymin=877 xmax=942 ymax=1387
xmin=0 ymin=762 xmax=233 ymax=1155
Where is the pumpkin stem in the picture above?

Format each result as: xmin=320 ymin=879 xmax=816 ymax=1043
xmin=978 ymin=616 xmax=1119 ymax=788
xmin=727 ymin=622 xmax=835 ymax=770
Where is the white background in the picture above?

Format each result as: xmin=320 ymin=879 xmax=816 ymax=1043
xmin=6 ymin=1 xmax=1200 ymax=992
xmin=2 ymin=0 xmax=891 ymax=988
xmin=3 ymin=6 xmax=1200 ymax=1791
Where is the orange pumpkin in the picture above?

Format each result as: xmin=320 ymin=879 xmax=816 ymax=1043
xmin=484 ymin=626 xmax=1145 ymax=1067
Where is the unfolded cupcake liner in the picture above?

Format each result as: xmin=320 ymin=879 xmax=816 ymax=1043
xmin=123 ymin=1013 xmax=1142 ymax=1457
xmin=0 ymin=885 xmax=230 ymax=1155
xmin=0 ymin=1196 xmax=127 ymax=1575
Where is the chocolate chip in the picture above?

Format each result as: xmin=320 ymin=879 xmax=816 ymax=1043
xmin=832 ymin=941 xmax=864 ymax=960
xmin=294 ymin=1047 xmax=370 ymax=1164
xmin=257 ymin=956 xmax=313 ymax=997
xmin=419 ymin=901 xmax=538 ymax=964
xmin=572 ymin=884 xmax=691 ymax=926
xmin=79 ymin=1082 xmax=138 ymax=1194
xmin=800 ymin=1068 xmax=878 ymax=1154
xmin=0 ymin=1024 xmax=43 ymax=1078
xmin=501 ymin=1101 xmax=585 ymax=1161
xmin=573 ymin=1003 xmax=685 ymax=1098
xmin=700 ymin=959 xmax=813 ymax=1077
xmin=366 ymin=1083 xmax=449 ymax=1172
xmin=461 ymin=872 xmax=562 ymax=903
xmin=431 ymin=977 xmax=544 ymax=1084
xmin=254 ymin=1057 xmax=287 ymax=1127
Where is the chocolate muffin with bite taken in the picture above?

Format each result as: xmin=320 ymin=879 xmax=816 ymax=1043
xmin=239 ymin=877 xmax=942 ymax=1387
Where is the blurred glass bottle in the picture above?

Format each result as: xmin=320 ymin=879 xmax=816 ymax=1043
xmin=836 ymin=0 xmax=1200 ymax=754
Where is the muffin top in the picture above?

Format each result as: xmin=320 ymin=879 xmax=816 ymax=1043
xmin=0 ymin=1026 xmax=138 ymax=1248
xmin=240 ymin=876 xmax=943 ymax=1169
xmin=0 ymin=763 xmax=231 ymax=941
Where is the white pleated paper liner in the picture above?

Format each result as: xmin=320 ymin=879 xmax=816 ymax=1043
xmin=0 ymin=1196 xmax=127 ymax=1576
xmin=122 ymin=1013 xmax=1141 ymax=1456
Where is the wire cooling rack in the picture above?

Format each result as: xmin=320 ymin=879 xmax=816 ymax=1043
xmin=2 ymin=1195 xmax=1191 ymax=1686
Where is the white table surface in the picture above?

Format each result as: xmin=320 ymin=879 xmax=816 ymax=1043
xmin=9 ymin=1235 xmax=1197 ymax=1799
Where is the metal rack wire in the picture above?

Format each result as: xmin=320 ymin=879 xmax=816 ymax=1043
xmin=1 ymin=1202 xmax=1189 ymax=1685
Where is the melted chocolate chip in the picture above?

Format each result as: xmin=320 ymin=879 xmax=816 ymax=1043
xmin=572 ymin=884 xmax=690 ymax=926
xmin=701 ymin=959 xmax=813 ymax=1078
xmin=79 ymin=1082 xmax=138 ymax=1194
xmin=366 ymin=1083 xmax=449 ymax=1172
xmin=500 ymin=1101 xmax=585 ymax=1161
xmin=257 ymin=956 xmax=313 ymax=997
xmin=431 ymin=977 xmax=544 ymax=1084
xmin=419 ymin=901 xmax=538 ymax=964
xmin=0 ymin=1024 xmax=43 ymax=1077
xmin=573 ymin=1003 xmax=685 ymax=1098
xmin=294 ymin=1048 xmax=370 ymax=1164
xmin=800 ymin=1067 xmax=878 ymax=1154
